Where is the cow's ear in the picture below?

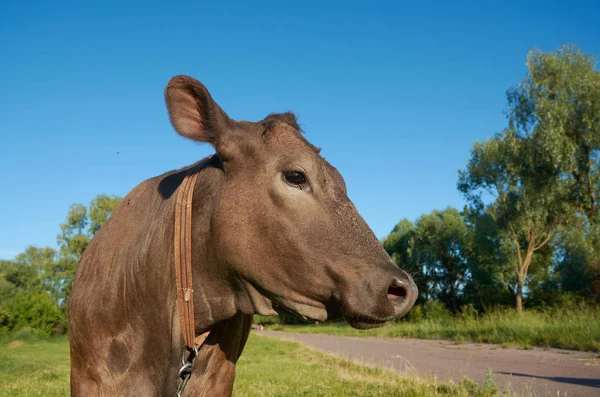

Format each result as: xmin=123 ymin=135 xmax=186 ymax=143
xmin=165 ymin=75 xmax=231 ymax=147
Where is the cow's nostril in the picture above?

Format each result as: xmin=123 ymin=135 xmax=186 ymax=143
xmin=387 ymin=278 xmax=408 ymax=305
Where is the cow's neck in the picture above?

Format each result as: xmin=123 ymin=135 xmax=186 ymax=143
xmin=180 ymin=156 xmax=277 ymax=335
xmin=189 ymin=243 xmax=277 ymax=335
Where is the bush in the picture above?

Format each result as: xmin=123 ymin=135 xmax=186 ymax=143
xmin=423 ymin=300 xmax=453 ymax=323
xmin=1 ymin=292 xmax=65 ymax=336
xmin=0 ymin=308 xmax=12 ymax=333
xmin=407 ymin=305 xmax=424 ymax=323
xmin=13 ymin=326 xmax=37 ymax=341
xmin=458 ymin=303 xmax=479 ymax=323
xmin=253 ymin=315 xmax=280 ymax=326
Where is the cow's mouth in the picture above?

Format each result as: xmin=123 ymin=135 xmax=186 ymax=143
xmin=343 ymin=314 xmax=390 ymax=329
xmin=273 ymin=299 xmax=392 ymax=329
xmin=248 ymin=281 xmax=400 ymax=328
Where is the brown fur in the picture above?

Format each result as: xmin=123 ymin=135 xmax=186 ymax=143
xmin=68 ymin=75 xmax=417 ymax=396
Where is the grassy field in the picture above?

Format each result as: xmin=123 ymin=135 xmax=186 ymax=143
xmin=0 ymin=334 xmax=513 ymax=397
xmin=266 ymin=305 xmax=600 ymax=352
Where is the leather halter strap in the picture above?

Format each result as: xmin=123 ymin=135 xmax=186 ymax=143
xmin=174 ymin=168 xmax=202 ymax=349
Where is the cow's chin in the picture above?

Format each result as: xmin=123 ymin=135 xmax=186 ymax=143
xmin=272 ymin=298 xmax=329 ymax=322
xmin=271 ymin=299 xmax=391 ymax=330
xmin=241 ymin=280 xmax=329 ymax=322
xmin=343 ymin=315 xmax=390 ymax=330
xmin=260 ymin=293 xmax=393 ymax=328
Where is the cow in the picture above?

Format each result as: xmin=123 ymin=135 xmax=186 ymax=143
xmin=68 ymin=75 xmax=418 ymax=396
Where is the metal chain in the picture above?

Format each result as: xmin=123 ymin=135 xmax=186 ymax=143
xmin=176 ymin=345 xmax=199 ymax=397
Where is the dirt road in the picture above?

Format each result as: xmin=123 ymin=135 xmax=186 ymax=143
xmin=261 ymin=331 xmax=599 ymax=397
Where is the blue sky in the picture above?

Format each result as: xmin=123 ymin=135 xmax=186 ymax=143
xmin=1 ymin=0 xmax=599 ymax=259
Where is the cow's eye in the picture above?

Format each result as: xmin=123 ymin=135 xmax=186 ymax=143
xmin=283 ymin=171 xmax=306 ymax=186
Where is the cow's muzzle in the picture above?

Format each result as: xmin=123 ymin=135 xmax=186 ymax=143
xmin=342 ymin=271 xmax=418 ymax=329
xmin=387 ymin=276 xmax=418 ymax=317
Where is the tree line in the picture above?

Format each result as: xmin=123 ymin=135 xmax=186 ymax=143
xmin=384 ymin=44 xmax=599 ymax=313
xmin=1 ymin=44 xmax=598 ymax=335
xmin=0 ymin=195 xmax=122 ymax=335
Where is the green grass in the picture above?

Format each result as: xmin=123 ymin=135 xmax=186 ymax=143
xmin=267 ymin=305 xmax=600 ymax=352
xmin=0 ymin=334 xmax=514 ymax=397
xmin=0 ymin=337 xmax=70 ymax=396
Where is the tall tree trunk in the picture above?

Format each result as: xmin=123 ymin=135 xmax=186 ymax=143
xmin=450 ymin=284 xmax=458 ymax=312
xmin=511 ymin=228 xmax=552 ymax=313
xmin=516 ymin=277 xmax=524 ymax=313
xmin=512 ymin=234 xmax=527 ymax=314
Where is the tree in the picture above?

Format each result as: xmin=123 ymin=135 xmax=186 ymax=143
xmin=0 ymin=194 xmax=122 ymax=334
xmin=57 ymin=203 xmax=90 ymax=266
xmin=383 ymin=219 xmax=416 ymax=272
xmin=458 ymin=129 xmax=562 ymax=312
xmin=383 ymin=209 xmax=471 ymax=311
xmin=556 ymin=223 xmax=600 ymax=297
xmin=507 ymin=44 xmax=599 ymax=224
xmin=414 ymin=207 xmax=470 ymax=312
xmin=15 ymin=246 xmax=58 ymax=299
xmin=505 ymin=44 xmax=600 ymax=298
xmin=383 ymin=219 xmax=427 ymax=300
xmin=56 ymin=194 xmax=122 ymax=307
xmin=0 ymin=259 xmax=41 ymax=299
xmin=461 ymin=206 xmax=514 ymax=309
xmin=458 ymin=44 xmax=600 ymax=311
xmin=88 ymin=194 xmax=122 ymax=235
xmin=1 ymin=252 xmax=66 ymax=335
xmin=57 ymin=194 xmax=122 ymax=261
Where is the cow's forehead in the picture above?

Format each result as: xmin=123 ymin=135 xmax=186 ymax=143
xmin=259 ymin=116 xmax=321 ymax=154
xmin=261 ymin=112 xmax=301 ymax=133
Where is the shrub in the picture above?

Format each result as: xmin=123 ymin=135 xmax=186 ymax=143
xmin=253 ymin=315 xmax=280 ymax=326
xmin=2 ymin=292 xmax=65 ymax=336
xmin=407 ymin=305 xmax=424 ymax=323
xmin=0 ymin=308 xmax=12 ymax=333
xmin=458 ymin=303 xmax=479 ymax=323
xmin=423 ymin=300 xmax=453 ymax=323
xmin=13 ymin=326 xmax=37 ymax=341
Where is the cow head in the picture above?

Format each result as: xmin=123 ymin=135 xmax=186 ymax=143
xmin=165 ymin=76 xmax=417 ymax=329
